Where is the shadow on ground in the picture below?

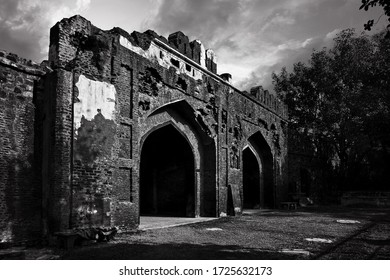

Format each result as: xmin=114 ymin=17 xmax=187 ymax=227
xmin=61 ymin=242 xmax=298 ymax=260
xmin=59 ymin=207 xmax=390 ymax=260
xmin=250 ymin=207 xmax=390 ymax=222
xmin=5 ymin=206 xmax=389 ymax=260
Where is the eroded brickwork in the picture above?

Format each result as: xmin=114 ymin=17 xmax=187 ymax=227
xmin=0 ymin=51 xmax=49 ymax=242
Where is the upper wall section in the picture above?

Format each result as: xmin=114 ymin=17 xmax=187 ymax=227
xmin=0 ymin=51 xmax=50 ymax=78
xmin=49 ymin=15 xmax=287 ymax=120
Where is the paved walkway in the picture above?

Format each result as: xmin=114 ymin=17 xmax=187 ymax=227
xmin=138 ymin=209 xmax=277 ymax=231
xmin=139 ymin=216 xmax=218 ymax=230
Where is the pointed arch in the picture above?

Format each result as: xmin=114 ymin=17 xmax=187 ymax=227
xmin=139 ymin=100 xmax=217 ymax=218
xmin=140 ymin=124 xmax=195 ymax=217
xmin=243 ymin=131 xmax=275 ymax=208
xmin=242 ymin=145 xmax=261 ymax=209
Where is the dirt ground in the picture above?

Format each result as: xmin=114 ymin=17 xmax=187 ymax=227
xmin=11 ymin=206 xmax=390 ymax=260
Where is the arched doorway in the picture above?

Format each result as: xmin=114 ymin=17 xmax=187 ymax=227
xmin=140 ymin=124 xmax=195 ymax=217
xmin=243 ymin=147 xmax=261 ymax=209
xmin=243 ymin=131 xmax=274 ymax=209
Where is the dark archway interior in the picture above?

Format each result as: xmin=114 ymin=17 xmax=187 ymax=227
xmin=140 ymin=125 xmax=195 ymax=217
xmin=243 ymin=148 xmax=261 ymax=209
xmin=147 ymin=102 xmax=217 ymax=217
xmin=248 ymin=132 xmax=274 ymax=208
xmin=227 ymin=185 xmax=235 ymax=216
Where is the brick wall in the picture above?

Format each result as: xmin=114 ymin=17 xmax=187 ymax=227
xmin=0 ymin=51 xmax=49 ymax=243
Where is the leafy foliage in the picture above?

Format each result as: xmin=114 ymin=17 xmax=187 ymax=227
xmin=360 ymin=0 xmax=390 ymax=38
xmin=273 ymin=29 xmax=390 ymax=192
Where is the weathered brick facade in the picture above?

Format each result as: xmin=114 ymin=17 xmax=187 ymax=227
xmin=0 ymin=15 xmax=288 ymax=242
xmin=0 ymin=51 xmax=49 ymax=242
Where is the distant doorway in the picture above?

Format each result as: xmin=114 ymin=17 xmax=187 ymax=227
xmin=244 ymin=131 xmax=275 ymax=208
xmin=140 ymin=124 xmax=195 ymax=217
xmin=243 ymin=147 xmax=261 ymax=209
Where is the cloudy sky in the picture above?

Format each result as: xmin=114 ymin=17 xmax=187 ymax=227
xmin=0 ymin=0 xmax=384 ymax=90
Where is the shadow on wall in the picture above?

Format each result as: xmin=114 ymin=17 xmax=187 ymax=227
xmin=1 ymin=94 xmax=42 ymax=243
xmin=72 ymin=112 xmax=116 ymax=228
xmin=3 ymin=155 xmax=42 ymax=243
xmin=74 ymin=113 xmax=116 ymax=164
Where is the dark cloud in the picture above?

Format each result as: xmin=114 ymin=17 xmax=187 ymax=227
xmin=148 ymin=0 xmax=242 ymax=44
xmin=0 ymin=0 xmax=90 ymax=62
xmin=0 ymin=3 xmax=39 ymax=60
xmin=236 ymin=33 xmax=338 ymax=91
xmin=148 ymin=0 xmax=384 ymax=91
xmin=0 ymin=0 xmax=47 ymax=61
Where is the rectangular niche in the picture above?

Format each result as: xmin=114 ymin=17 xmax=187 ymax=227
xmin=117 ymin=167 xmax=133 ymax=202
xmin=119 ymin=66 xmax=133 ymax=119
xmin=118 ymin=123 xmax=132 ymax=159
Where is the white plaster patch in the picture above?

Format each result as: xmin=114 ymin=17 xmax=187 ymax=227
xmin=205 ymin=228 xmax=223 ymax=231
xmin=197 ymin=40 xmax=206 ymax=68
xmin=74 ymin=75 xmax=116 ymax=130
xmin=119 ymin=35 xmax=204 ymax=80
xmin=336 ymin=220 xmax=361 ymax=224
xmin=119 ymin=36 xmax=150 ymax=58
xmin=305 ymin=238 xmax=333 ymax=243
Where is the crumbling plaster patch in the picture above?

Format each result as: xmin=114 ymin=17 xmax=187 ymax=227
xmin=74 ymin=75 xmax=116 ymax=131
xmin=119 ymin=35 xmax=204 ymax=80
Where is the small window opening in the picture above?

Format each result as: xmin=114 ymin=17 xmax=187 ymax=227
xmin=171 ymin=58 xmax=180 ymax=68
xmin=176 ymin=77 xmax=188 ymax=91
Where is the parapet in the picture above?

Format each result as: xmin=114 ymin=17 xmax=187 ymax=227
xmin=168 ymin=31 xmax=217 ymax=74
xmin=48 ymin=15 xmax=289 ymax=120
xmin=49 ymin=15 xmax=219 ymax=79
xmin=168 ymin=31 xmax=191 ymax=58
xmin=249 ymin=85 xmax=288 ymax=119
xmin=0 ymin=50 xmax=51 ymax=76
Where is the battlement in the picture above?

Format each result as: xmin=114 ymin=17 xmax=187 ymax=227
xmin=167 ymin=31 xmax=217 ymax=74
xmin=120 ymin=28 xmax=217 ymax=74
xmin=248 ymin=86 xmax=288 ymax=119
xmin=47 ymin=15 xmax=288 ymax=121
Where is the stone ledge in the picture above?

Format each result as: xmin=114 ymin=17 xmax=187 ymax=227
xmin=0 ymin=51 xmax=51 ymax=76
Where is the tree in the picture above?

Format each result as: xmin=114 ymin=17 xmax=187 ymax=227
xmin=273 ymin=29 xmax=390 ymax=194
xmin=360 ymin=0 xmax=390 ymax=38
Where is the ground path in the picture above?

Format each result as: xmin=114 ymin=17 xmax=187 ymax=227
xmin=60 ymin=207 xmax=390 ymax=260
xmin=3 ymin=206 xmax=389 ymax=259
